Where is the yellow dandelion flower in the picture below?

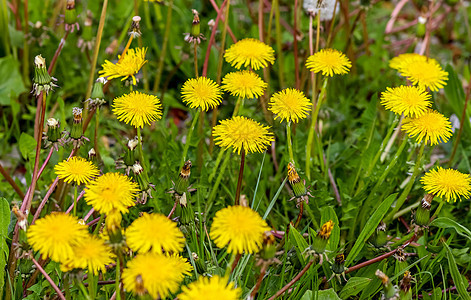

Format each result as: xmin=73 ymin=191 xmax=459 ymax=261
xmin=27 ymin=213 xmax=88 ymax=262
xmin=401 ymin=109 xmax=453 ymax=145
xmin=212 ymin=116 xmax=274 ymax=155
xmin=306 ymin=48 xmax=351 ymax=76
xmin=112 ymin=91 xmax=162 ymax=129
xmin=126 ymin=213 xmax=185 ymax=254
xmin=318 ymin=220 xmax=334 ymax=240
xmin=122 ymin=253 xmax=192 ymax=299
xmin=61 ymin=234 xmax=114 ymax=275
xmin=181 ymin=77 xmax=223 ymax=111
xmin=84 ymin=172 xmax=139 ymax=215
xmin=221 ymin=70 xmax=267 ymax=99
xmin=400 ymin=59 xmax=448 ymax=92
xmin=268 ymin=88 xmax=312 ymax=123
xmin=54 ymin=156 xmax=99 ymax=185
xmin=99 ymin=48 xmax=147 ymax=85
xmin=380 ymin=85 xmax=432 ymax=118
xmin=210 ymin=205 xmax=270 ymax=254
xmin=224 ymin=38 xmax=275 ymax=70
xmin=179 ymin=276 xmax=242 ymax=300
xmin=421 ymin=167 xmax=471 ymax=202
xmin=389 ymin=53 xmax=427 ymax=71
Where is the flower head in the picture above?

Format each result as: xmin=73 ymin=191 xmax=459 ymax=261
xmin=212 ymin=116 xmax=274 ymax=155
xmin=421 ymin=167 xmax=471 ymax=202
xmin=224 ymin=38 xmax=275 ymax=70
xmin=27 ymin=213 xmax=88 ymax=262
xmin=61 ymin=234 xmax=114 ymax=275
xmin=318 ymin=220 xmax=334 ymax=239
xmin=112 ymin=91 xmax=162 ymax=128
xmin=84 ymin=172 xmax=139 ymax=215
xmin=268 ymin=88 xmax=312 ymax=123
xmin=210 ymin=205 xmax=270 ymax=254
xmin=126 ymin=213 xmax=185 ymax=254
xmin=99 ymin=48 xmax=147 ymax=85
xmin=122 ymin=253 xmax=192 ymax=299
xmin=179 ymin=276 xmax=242 ymax=300
xmin=54 ymin=156 xmax=99 ymax=185
xmin=221 ymin=70 xmax=267 ymax=99
xmin=401 ymin=109 xmax=453 ymax=145
xmin=389 ymin=53 xmax=427 ymax=71
xmin=181 ymin=77 xmax=223 ymax=111
xmin=306 ymin=48 xmax=351 ymax=76
xmin=399 ymin=59 xmax=448 ymax=91
xmin=380 ymin=85 xmax=432 ymax=117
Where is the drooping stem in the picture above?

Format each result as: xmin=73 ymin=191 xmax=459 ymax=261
xmin=306 ymin=78 xmax=328 ymax=179
xmin=180 ymin=109 xmax=201 ymax=170
xmin=286 ymin=122 xmax=295 ymax=164
xmin=153 ymin=0 xmax=174 ymax=93
xmin=234 ymin=148 xmax=246 ymax=206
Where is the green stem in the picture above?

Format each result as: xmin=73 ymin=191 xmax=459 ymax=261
xmin=208 ymin=150 xmax=231 ymax=205
xmin=153 ymin=0 xmax=174 ymax=93
xmin=64 ymin=274 xmax=71 ymax=300
xmin=115 ymin=256 xmax=121 ymax=300
xmin=432 ymin=200 xmax=445 ymax=220
xmin=180 ymin=109 xmax=201 ymax=169
xmin=209 ymin=148 xmax=225 ymax=183
xmin=87 ymin=272 xmax=95 ymax=299
xmin=234 ymin=148 xmax=246 ymax=205
xmin=197 ymin=104 xmax=204 ymax=172
xmin=136 ymin=127 xmax=145 ymax=166
xmin=273 ymin=0 xmax=284 ymax=88
xmin=386 ymin=142 xmax=426 ymax=222
xmin=73 ymin=185 xmax=78 ymax=217
xmin=306 ymin=78 xmax=328 ymax=179
xmin=232 ymin=96 xmax=243 ymax=116
xmin=93 ymin=214 xmax=104 ymax=235
xmin=225 ymin=253 xmax=237 ymax=277
xmin=94 ymin=107 xmax=100 ymax=159
xmin=286 ymin=122 xmax=295 ymax=164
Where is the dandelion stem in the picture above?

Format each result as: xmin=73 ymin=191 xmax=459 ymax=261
xmin=94 ymin=107 xmax=100 ymax=160
xmin=250 ymin=264 xmax=268 ymax=299
xmin=180 ymin=109 xmax=201 ymax=170
xmin=449 ymin=75 xmax=471 ymax=166
xmin=153 ymin=0 xmax=174 ymax=93
xmin=115 ymin=254 xmax=121 ymax=300
xmin=0 ymin=162 xmax=24 ymax=199
xmin=233 ymin=96 xmax=243 ymax=116
xmin=88 ymin=272 xmax=96 ymax=299
xmin=306 ymin=78 xmax=328 ymax=179
xmin=273 ymin=0 xmax=284 ymax=88
xmin=73 ymin=185 xmax=78 ymax=216
xmin=30 ymin=256 xmax=66 ymax=300
xmin=380 ymin=115 xmax=404 ymax=163
xmin=93 ymin=214 xmax=104 ymax=235
xmin=432 ymin=200 xmax=445 ymax=220
xmin=235 ymin=148 xmax=246 ymax=206
xmin=268 ymin=259 xmax=314 ymax=300
xmin=136 ymin=127 xmax=146 ymax=166
xmin=286 ymin=122 xmax=295 ymax=164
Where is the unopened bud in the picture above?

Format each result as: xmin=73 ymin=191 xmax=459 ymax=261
xmin=175 ymin=160 xmax=191 ymax=195
xmin=415 ymin=194 xmax=433 ymax=226
xmin=123 ymin=137 xmax=138 ymax=167
xmin=260 ymin=231 xmax=276 ymax=260
xmin=46 ymin=118 xmax=61 ymax=143
xmin=65 ymin=0 xmax=79 ymax=32
xmin=312 ymin=220 xmax=334 ymax=254
xmin=70 ymin=107 xmax=83 ymax=140
xmin=287 ymin=163 xmax=307 ymax=198
xmin=32 ymin=55 xmax=57 ymax=96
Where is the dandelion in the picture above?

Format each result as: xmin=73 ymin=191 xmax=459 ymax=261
xmin=122 ymin=253 xmax=192 ymax=299
xmin=54 ymin=156 xmax=99 ymax=185
xmin=269 ymin=88 xmax=312 ymax=123
xmin=179 ymin=276 xmax=242 ymax=300
xmin=221 ymin=70 xmax=267 ymax=99
xmin=401 ymin=109 xmax=453 ymax=145
xmin=212 ymin=116 xmax=274 ymax=155
xmin=27 ymin=213 xmax=88 ymax=262
xmin=112 ymin=91 xmax=162 ymax=128
xmin=303 ymin=0 xmax=338 ymax=20
xmin=399 ymin=59 xmax=448 ymax=91
xmin=61 ymin=234 xmax=114 ymax=275
xmin=84 ymin=172 xmax=139 ymax=215
xmin=380 ymin=85 xmax=432 ymax=118
xmin=126 ymin=213 xmax=185 ymax=254
xmin=210 ymin=205 xmax=270 ymax=254
xmin=181 ymin=77 xmax=223 ymax=111
xmin=306 ymin=48 xmax=351 ymax=76
xmin=99 ymin=48 xmax=147 ymax=85
xmin=421 ymin=167 xmax=471 ymax=202
xmin=224 ymin=38 xmax=275 ymax=70
xmin=389 ymin=53 xmax=427 ymax=71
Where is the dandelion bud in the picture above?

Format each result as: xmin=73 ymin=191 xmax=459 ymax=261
xmin=65 ymin=0 xmax=79 ymax=32
xmin=32 ymin=55 xmax=57 ymax=96
xmin=129 ymin=16 xmax=142 ymax=38
xmin=399 ymin=271 xmax=413 ymax=300
xmin=12 ymin=204 xmax=28 ymax=231
xmin=178 ymin=193 xmax=195 ymax=226
xmin=106 ymin=210 xmax=124 ymax=245
xmin=369 ymin=221 xmax=388 ymax=248
xmin=46 ymin=118 xmax=61 ymax=143
xmin=376 ymin=270 xmax=399 ymax=299
xmin=88 ymin=148 xmax=97 ymax=163
xmin=260 ymin=231 xmax=276 ymax=260
xmin=192 ymin=252 xmax=207 ymax=274
xmin=175 ymin=160 xmax=191 ymax=195
xmin=123 ymin=137 xmax=139 ymax=167
xmin=287 ymin=162 xmax=307 ymax=198
xmin=331 ymin=253 xmax=346 ymax=275
xmin=416 ymin=16 xmax=426 ymax=38
xmin=134 ymin=275 xmax=147 ymax=296
xmin=191 ymin=10 xmax=201 ymax=37
xmin=415 ymin=193 xmax=433 ymax=226
xmin=312 ymin=220 xmax=334 ymax=254
xmin=70 ymin=107 xmax=84 ymax=140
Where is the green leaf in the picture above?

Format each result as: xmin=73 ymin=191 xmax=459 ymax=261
xmin=320 ymin=206 xmax=340 ymax=252
xmin=444 ymin=243 xmax=471 ymax=300
xmin=19 ymin=132 xmax=37 ymax=160
xmin=345 ymin=193 xmax=397 ymax=266
xmin=0 ymin=197 xmax=11 ymax=297
xmin=0 ymin=56 xmax=27 ymax=105
xmin=301 ymin=289 xmax=341 ymax=300
xmin=288 ymin=224 xmax=309 ymax=265
xmin=430 ymin=217 xmax=471 ymax=241
xmin=444 ymin=64 xmax=471 ymax=137
xmin=339 ymin=277 xmax=372 ymax=298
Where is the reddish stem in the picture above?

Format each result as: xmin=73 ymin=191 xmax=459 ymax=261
xmin=30 ymin=256 xmax=66 ymax=300
xmin=268 ymin=260 xmax=314 ymax=300
xmin=202 ymin=0 xmax=228 ymax=77
xmin=208 ymin=0 xmax=237 ymax=43
xmin=0 ymin=163 xmax=25 ymax=199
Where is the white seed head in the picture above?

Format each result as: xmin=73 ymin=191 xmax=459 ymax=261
xmin=47 ymin=118 xmax=59 ymax=127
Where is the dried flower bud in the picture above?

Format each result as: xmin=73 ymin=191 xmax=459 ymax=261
xmin=65 ymin=0 xmax=79 ymax=32
xmin=46 ymin=118 xmax=61 ymax=143
xmin=260 ymin=231 xmax=277 ymax=260
xmin=399 ymin=271 xmax=413 ymax=298
xmin=331 ymin=253 xmax=346 ymax=275
xmin=312 ymin=220 xmax=334 ymax=254
xmin=87 ymin=78 xmax=107 ymax=109
xmin=184 ymin=9 xmax=205 ymax=44
xmin=123 ymin=137 xmax=139 ymax=167
xmin=376 ymin=270 xmax=399 ymax=299
xmin=369 ymin=221 xmax=388 ymax=248
xmin=12 ymin=205 xmax=28 ymax=231
xmin=88 ymin=148 xmax=97 ymax=162
xmin=32 ymin=55 xmax=58 ymax=96
xmin=70 ymin=107 xmax=83 ymax=140
xmin=175 ymin=160 xmax=192 ymax=195
xmin=415 ymin=194 xmax=433 ymax=226
xmin=287 ymin=162 xmax=307 ymax=198
xmin=129 ymin=16 xmax=142 ymax=38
